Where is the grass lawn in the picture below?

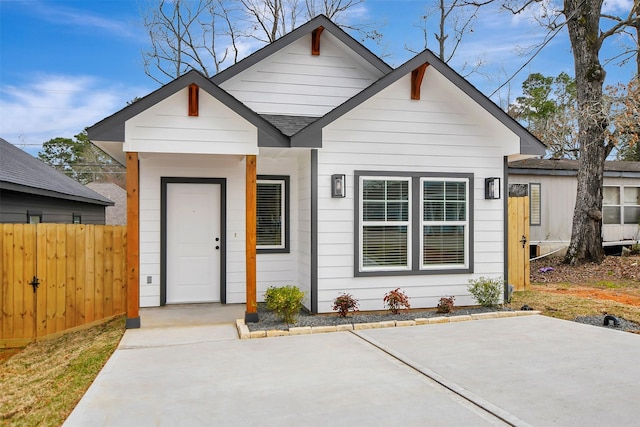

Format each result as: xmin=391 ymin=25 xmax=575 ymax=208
xmin=0 ymin=316 xmax=125 ymax=426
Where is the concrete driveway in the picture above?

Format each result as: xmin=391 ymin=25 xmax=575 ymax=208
xmin=64 ymin=315 xmax=640 ymax=427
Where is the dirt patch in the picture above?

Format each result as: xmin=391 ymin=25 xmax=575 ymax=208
xmin=531 ymin=284 xmax=640 ymax=306
xmin=531 ymin=255 xmax=640 ymax=285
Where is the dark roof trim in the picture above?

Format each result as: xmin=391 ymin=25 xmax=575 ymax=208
xmin=87 ymin=70 xmax=288 ymax=147
xmin=0 ymin=182 xmax=114 ymax=206
xmin=291 ymin=49 xmax=546 ymax=156
xmin=211 ymin=14 xmax=392 ymax=85
xmin=509 ymin=159 xmax=640 ymax=178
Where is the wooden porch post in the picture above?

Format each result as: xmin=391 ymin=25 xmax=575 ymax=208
xmin=126 ymin=152 xmax=140 ymax=328
xmin=245 ymin=155 xmax=259 ymax=322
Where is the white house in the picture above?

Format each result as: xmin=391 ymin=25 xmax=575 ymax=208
xmin=509 ymin=158 xmax=640 ymax=256
xmin=88 ymin=15 xmax=545 ymax=327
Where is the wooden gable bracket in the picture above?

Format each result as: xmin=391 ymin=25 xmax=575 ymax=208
xmin=311 ymin=26 xmax=324 ymax=56
xmin=188 ymin=83 xmax=199 ymax=116
xmin=411 ymin=63 xmax=430 ymax=100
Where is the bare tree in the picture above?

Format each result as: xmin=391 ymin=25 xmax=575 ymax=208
xmin=406 ymin=0 xmax=485 ymax=75
xmin=141 ymin=0 xmax=377 ymax=83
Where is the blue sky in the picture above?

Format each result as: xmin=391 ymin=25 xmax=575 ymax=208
xmin=1 ymin=0 xmax=636 ymax=155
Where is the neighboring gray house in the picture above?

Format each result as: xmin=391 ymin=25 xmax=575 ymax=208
xmin=509 ymin=158 xmax=640 ymax=256
xmin=0 ymin=138 xmax=113 ymax=224
xmin=88 ymin=14 xmax=545 ymax=323
xmin=86 ymin=182 xmax=127 ymax=225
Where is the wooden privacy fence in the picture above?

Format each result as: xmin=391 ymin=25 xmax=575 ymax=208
xmin=1 ymin=224 xmax=127 ymax=348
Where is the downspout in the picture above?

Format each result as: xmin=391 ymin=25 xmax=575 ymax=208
xmin=311 ymin=149 xmax=318 ymax=313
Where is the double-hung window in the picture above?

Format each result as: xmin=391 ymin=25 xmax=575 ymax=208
xmin=421 ymin=178 xmax=469 ymax=269
xmin=360 ymin=177 xmax=411 ymax=271
xmin=602 ymin=186 xmax=640 ymax=225
xmin=356 ymin=171 xmax=473 ymax=276
xmin=256 ymin=175 xmax=289 ymax=253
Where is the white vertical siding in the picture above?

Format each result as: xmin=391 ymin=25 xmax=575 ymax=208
xmin=125 ymin=87 xmax=258 ymax=156
xmin=315 ymin=70 xmax=518 ymax=312
xmin=219 ymin=32 xmax=385 ymax=117
xmin=510 ymin=174 xmax=640 ymax=253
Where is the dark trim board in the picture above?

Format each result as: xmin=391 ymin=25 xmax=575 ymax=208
xmin=160 ymin=177 xmax=227 ymax=306
xmin=503 ymin=156 xmax=509 ymax=302
xmin=256 ymin=174 xmax=290 ymax=254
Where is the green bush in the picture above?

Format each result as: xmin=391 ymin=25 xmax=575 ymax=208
xmin=467 ymin=277 xmax=503 ymax=308
xmin=333 ymin=293 xmax=359 ymax=317
xmin=264 ymin=285 xmax=305 ymax=324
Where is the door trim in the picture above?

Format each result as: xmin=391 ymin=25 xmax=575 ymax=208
xmin=160 ymin=177 xmax=227 ymax=306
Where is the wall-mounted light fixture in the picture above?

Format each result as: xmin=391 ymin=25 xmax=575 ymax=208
xmin=331 ymin=174 xmax=346 ymax=198
xmin=485 ymin=177 xmax=501 ymax=200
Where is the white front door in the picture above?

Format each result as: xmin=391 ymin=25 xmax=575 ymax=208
xmin=167 ymin=183 xmax=221 ymax=303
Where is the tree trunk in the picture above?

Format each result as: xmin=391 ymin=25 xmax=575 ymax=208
xmin=563 ymin=0 xmax=608 ymax=265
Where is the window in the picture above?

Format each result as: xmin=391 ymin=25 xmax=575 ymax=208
xmin=361 ymin=178 xmax=410 ymax=271
xmin=27 ymin=211 xmax=41 ymax=224
xmin=603 ymin=186 xmax=640 ymax=225
xmin=529 ymin=183 xmax=541 ymax=226
xmin=421 ymin=179 xmax=468 ymax=269
xmin=356 ymin=172 xmax=473 ymax=276
xmin=623 ymin=187 xmax=640 ymax=224
xmin=256 ymin=175 xmax=289 ymax=253
xmin=72 ymin=214 xmax=82 ymax=224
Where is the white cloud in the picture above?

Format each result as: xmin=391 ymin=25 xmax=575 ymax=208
xmin=603 ymin=0 xmax=634 ymax=13
xmin=0 ymin=75 xmax=149 ymax=154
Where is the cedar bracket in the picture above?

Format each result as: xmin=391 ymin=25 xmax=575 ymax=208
xmin=188 ymin=83 xmax=199 ymax=116
xmin=411 ymin=63 xmax=429 ymax=100
xmin=312 ymin=26 xmax=324 ymax=56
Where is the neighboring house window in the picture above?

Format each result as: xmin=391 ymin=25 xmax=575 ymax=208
xmin=256 ymin=175 xmax=289 ymax=253
xmin=623 ymin=187 xmax=640 ymax=224
xmin=72 ymin=214 xmax=82 ymax=224
xmin=603 ymin=186 xmax=621 ymax=224
xmin=603 ymin=186 xmax=640 ymax=225
xmin=529 ymin=183 xmax=541 ymax=226
xmin=356 ymin=172 xmax=473 ymax=276
xmin=27 ymin=211 xmax=41 ymax=224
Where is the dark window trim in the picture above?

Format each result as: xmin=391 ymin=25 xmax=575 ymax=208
xmin=72 ymin=213 xmax=82 ymax=224
xmin=256 ymin=175 xmax=290 ymax=254
xmin=529 ymin=183 xmax=541 ymax=226
xmin=354 ymin=170 xmax=474 ymax=277
xmin=160 ymin=177 xmax=227 ymax=306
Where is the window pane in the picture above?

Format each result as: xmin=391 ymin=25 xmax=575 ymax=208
xmin=530 ymin=183 xmax=541 ymax=225
xmin=445 ymin=181 xmax=465 ymax=201
xmin=624 ymin=207 xmax=640 ymax=224
xmin=624 ymin=187 xmax=640 ymax=205
xmin=603 ymin=187 xmax=620 ymax=205
xmin=387 ymin=180 xmax=409 ymax=200
xmin=363 ymin=226 xmax=408 ymax=267
xmin=424 ymin=201 xmax=444 ymax=221
xmin=363 ymin=180 xmax=385 ymax=200
xmin=363 ymin=201 xmax=385 ymax=221
xmin=603 ymin=206 xmax=620 ymax=224
xmin=257 ymin=181 xmax=283 ymax=247
xmin=387 ymin=202 xmax=408 ymax=221
xmin=424 ymin=181 xmax=444 ymax=201
xmin=423 ymin=225 xmax=465 ymax=265
xmin=445 ymin=201 xmax=466 ymax=221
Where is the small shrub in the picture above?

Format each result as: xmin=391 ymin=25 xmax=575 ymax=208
xmin=467 ymin=277 xmax=503 ymax=308
xmin=383 ymin=288 xmax=411 ymax=314
xmin=333 ymin=293 xmax=359 ymax=317
xmin=264 ymin=285 xmax=305 ymax=324
xmin=437 ymin=296 xmax=455 ymax=313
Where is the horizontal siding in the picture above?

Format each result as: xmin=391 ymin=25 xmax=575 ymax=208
xmin=0 ymin=190 xmax=106 ymax=224
xmin=314 ymin=71 xmax=513 ymax=312
xmin=137 ymin=151 xmax=305 ymax=307
xmin=219 ymin=32 xmax=385 ymax=116
xmin=125 ymin=88 xmax=258 ymax=156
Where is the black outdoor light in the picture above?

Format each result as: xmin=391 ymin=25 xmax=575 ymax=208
xmin=331 ymin=174 xmax=346 ymax=198
xmin=484 ymin=177 xmax=501 ymax=200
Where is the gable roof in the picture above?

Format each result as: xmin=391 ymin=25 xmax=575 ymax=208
xmin=290 ymin=49 xmax=546 ymax=155
xmin=87 ymin=70 xmax=288 ymax=147
xmin=0 ymin=138 xmax=114 ymax=205
xmin=509 ymin=158 xmax=640 ymax=178
xmin=211 ymin=14 xmax=392 ymax=85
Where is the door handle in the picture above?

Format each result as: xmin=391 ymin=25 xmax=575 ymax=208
xmin=520 ymin=235 xmax=527 ymax=248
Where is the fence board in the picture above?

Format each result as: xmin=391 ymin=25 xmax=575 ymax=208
xmin=1 ymin=224 xmax=127 ymax=348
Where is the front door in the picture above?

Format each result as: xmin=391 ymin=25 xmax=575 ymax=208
xmin=166 ymin=182 xmax=221 ymax=303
